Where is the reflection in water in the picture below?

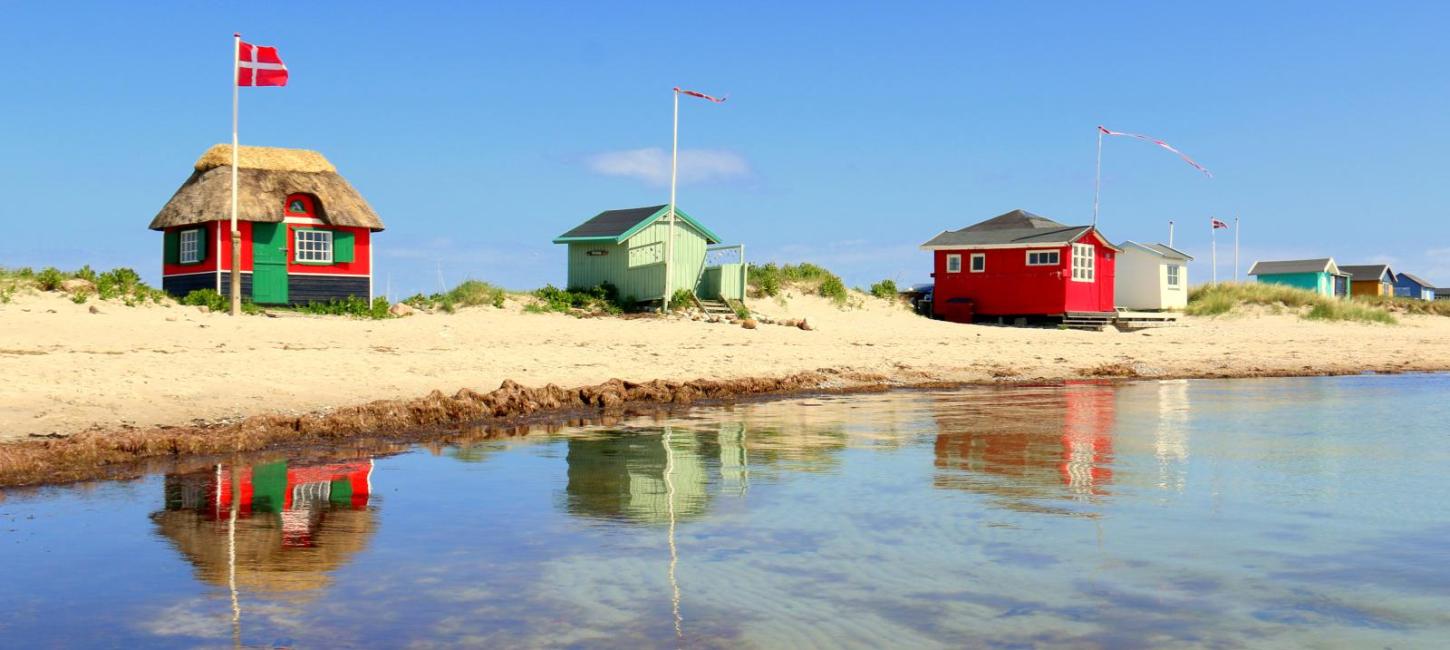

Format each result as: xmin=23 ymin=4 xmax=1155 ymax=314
xmin=933 ymin=382 xmax=1117 ymax=511
xmin=8 ymin=377 xmax=1449 ymax=647
xmin=150 ymin=459 xmax=376 ymax=597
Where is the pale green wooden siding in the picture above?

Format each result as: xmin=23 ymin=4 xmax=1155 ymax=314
xmin=565 ymin=219 xmax=709 ymax=302
xmin=694 ymin=263 xmax=745 ymax=300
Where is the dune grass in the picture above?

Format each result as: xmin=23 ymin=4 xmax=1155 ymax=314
xmin=748 ymin=262 xmax=850 ymax=305
xmin=1188 ymin=282 xmax=1397 ymax=324
xmin=2 ymin=265 xmax=169 ymax=306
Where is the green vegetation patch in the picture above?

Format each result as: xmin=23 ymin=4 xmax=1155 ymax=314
xmin=527 ymin=283 xmax=625 ymax=315
xmin=868 ymin=279 xmax=899 ymax=300
xmin=749 ymin=262 xmax=850 ymax=305
xmin=1187 ymin=282 xmax=1397 ymax=324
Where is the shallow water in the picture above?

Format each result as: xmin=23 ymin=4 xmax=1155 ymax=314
xmin=2 ymin=375 xmax=1449 ymax=648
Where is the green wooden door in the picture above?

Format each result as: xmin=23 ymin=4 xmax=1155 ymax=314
xmin=252 ymin=223 xmax=289 ymax=304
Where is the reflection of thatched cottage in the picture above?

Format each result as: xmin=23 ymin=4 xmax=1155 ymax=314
xmin=149 ymin=145 xmax=384 ymax=305
xmin=150 ymin=460 xmax=376 ymax=596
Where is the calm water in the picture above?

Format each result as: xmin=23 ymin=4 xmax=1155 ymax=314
xmin=2 ymin=375 xmax=1449 ymax=648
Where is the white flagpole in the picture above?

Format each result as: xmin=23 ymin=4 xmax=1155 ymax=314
xmin=1168 ymin=220 xmax=1175 ymax=248
xmin=230 ymin=33 xmax=242 ymax=317
xmin=1211 ymin=220 xmax=1218 ymax=284
xmin=1092 ymin=127 xmax=1103 ymax=226
xmin=1234 ymin=216 xmax=1240 ymax=282
xmin=664 ymin=89 xmax=680 ymax=310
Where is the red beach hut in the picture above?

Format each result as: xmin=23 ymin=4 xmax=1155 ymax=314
xmin=920 ymin=209 xmax=1119 ymax=324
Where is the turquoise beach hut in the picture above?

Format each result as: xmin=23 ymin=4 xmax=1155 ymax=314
xmin=553 ymin=205 xmax=747 ymax=306
xmin=1247 ymin=258 xmax=1351 ymax=298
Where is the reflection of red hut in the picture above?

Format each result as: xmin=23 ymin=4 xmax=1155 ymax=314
xmin=152 ymin=459 xmax=377 ymax=596
xmin=932 ymin=382 xmax=1117 ymax=504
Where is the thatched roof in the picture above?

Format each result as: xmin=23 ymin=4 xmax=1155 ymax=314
xmin=149 ymin=144 xmax=384 ymax=231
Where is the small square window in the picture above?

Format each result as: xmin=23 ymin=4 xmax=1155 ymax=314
xmin=179 ymin=228 xmax=202 ymax=264
xmin=970 ymin=254 xmax=986 ymax=272
xmin=295 ymin=229 xmax=334 ymax=264
xmin=946 ymin=254 xmax=962 ymax=273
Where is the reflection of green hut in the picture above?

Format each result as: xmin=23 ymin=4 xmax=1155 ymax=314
xmin=564 ymin=434 xmax=711 ymax=523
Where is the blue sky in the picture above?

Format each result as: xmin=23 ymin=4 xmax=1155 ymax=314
xmin=3 ymin=2 xmax=1448 ymax=294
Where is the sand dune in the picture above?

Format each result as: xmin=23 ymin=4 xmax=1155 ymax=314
xmin=2 ymin=288 xmax=1448 ymax=442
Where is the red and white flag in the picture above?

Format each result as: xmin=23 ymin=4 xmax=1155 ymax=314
xmin=1211 ymin=218 xmax=1230 ymax=229
xmin=674 ymin=87 xmax=726 ymax=103
xmin=1099 ymin=126 xmax=1210 ymax=178
xmin=237 ymin=39 xmax=288 ymax=86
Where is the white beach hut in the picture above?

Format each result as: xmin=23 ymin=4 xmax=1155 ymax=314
xmin=1115 ymin=241 xmax=1193 ymax=310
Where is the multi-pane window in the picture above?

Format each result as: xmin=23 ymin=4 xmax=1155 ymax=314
xmin=179 ymin=228 xmax=202 ymax=264
xmin=1071 ymin=243 xmax=1095 ymax=282
xmin=295 ymin=229 xmax=333 ymax=263
xmin=946 ymin=254 xmax=962 ymax=273
xmin=1026 ymin=250 xmax=1060 ymax=266
xmin=1167 ymin=264 xmax=1181 ymax=287
xmin=970 ymin=253 xmax=986 ymax=272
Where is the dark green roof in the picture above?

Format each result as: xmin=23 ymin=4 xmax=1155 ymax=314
xmin=553 ymin=205 xmax=721 ymax=244
xmin=921 ymin=209 xmax=1113 ymax=249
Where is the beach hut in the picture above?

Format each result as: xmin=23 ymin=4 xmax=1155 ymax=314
xmin=1340 ymin=264 xmax=1397 ymax=298
xmin=919 ymin=209 xmax=1119 ymax=324
xmin=1247 ymin=258 xmax=1351 ymax=298
xmin=1114 ymin=241 xmax=1193 ymax=310
xmin=149 ymin=145 xmax=384 ymax=305
xmin=552 ymin=205 xmax=747 ymax=306
xmin=1394 ymin=272 xmax=1437 ymax=301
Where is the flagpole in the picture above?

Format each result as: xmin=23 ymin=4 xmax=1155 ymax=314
xmin=229 ymin=33 xmax=242 ymax=317
xmin=1092 ymin=127 xmax=1103 ymax=226
xmin=1211 ymin=220 xmax=1218 ymax=285
xmin=664 ymin=89 xmax=679 ymax=310
xmin=1234 ymin=216 xmax=1240 ymax=283
xmin=1168 ymin=220 xmax=1175 ymax=248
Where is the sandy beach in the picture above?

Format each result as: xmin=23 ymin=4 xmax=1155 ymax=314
xmin=3 ymin=288 xmax=1449 ymax=444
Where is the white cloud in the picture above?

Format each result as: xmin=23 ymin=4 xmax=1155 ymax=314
xmin=585 ymin=147 xmax=751 ymax=186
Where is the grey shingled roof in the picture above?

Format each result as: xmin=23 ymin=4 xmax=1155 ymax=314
xmin=1247 ymin=258 xmax=1341 ymax=276
xmin=556 ymin=205 xmax=668 ymax=240
xmin=1397 ymin=272 xmax=1435 ymax=288
xmin=921 ymin=209 xmax=1103 ymax=248
xmin=1122 ymin=240 xmax=1193 ymax=260
xmin=1340 ymin=264 xmax=1394 ymax=282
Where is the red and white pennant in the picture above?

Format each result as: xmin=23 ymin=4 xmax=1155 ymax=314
xmin=1099 ymin=126 xmax=1210 ymax=178
xmin=674 ymin=87 xmax=726 ymax=103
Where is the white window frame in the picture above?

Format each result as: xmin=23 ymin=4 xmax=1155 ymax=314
xmin=1025 ymin=249 xmax=1060 ymax=266
xmin=179 ymin=228 xmax=202 ymax=264
xmin=1166 ymin=264 xmax=1181 ymax=288
xmin=1071 ymin=243 xmax=1095 ymax=282
xmin=294 ymin=229 xmax=334 ymax=264
xmin=946 ymin=254 xmax=962 ymax=273
xmin=969 ymin=253 xmax=986 ymax=273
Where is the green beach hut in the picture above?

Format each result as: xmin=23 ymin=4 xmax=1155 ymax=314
xmin=553 ymin=204 xmax=747 ymax=307
xmin=1247 ymin=257 xmax=1352 ymax=298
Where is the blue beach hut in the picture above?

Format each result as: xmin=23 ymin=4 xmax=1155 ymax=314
xmin=1394 ymin=272 xmax=1437 ymax=301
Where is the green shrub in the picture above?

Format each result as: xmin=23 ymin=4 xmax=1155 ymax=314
xmin=36 ymin=267 xmax=65 ymax=291
xmin=0 ymin=287 xmax=11 ymax=304
xmin=70 ymin=292 xmax=88 ymax=304
xmin=818 ymin=275 xmax=847 ymax=304
xmin=297 ymin=296 xmax=392 ymax=319
xmin=73 ymin=265 xmax=97 ymax=282
xmin=181 ymin=289 xmax=228 ymax=312
xmin=734 ymin=303 xmax=751 ymax=319
xmin=868 ymin=279 xmax=898 ymax=300
xmin=668 ymin=289 xmax=696 ymax=311
xmin=531 ymin=283 xmax=623 ymax=315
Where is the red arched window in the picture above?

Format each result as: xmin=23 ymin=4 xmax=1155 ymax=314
xmin=284 ymin=194 xmax=316 ymax=217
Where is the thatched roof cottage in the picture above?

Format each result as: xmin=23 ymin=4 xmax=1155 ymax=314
xmin=150 ymin=145 xmax=384 ymax=305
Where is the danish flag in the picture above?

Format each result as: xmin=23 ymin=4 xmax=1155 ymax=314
xmin=1211 ymin=218 xmax=1230 ymax=229
xmin=237 ymin=39 xmax=288 ymax=86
